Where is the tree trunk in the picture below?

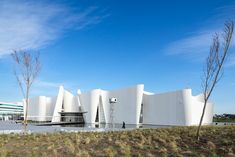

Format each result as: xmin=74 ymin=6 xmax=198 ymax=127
xmin=196 ymin=99 xmax=207 ymax=140
xmin=23 ymin=86 xmax=29 ymax=132
xmin=24 ymin=99 xmax=28 ymax=125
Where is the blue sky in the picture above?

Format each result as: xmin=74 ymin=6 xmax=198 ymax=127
xmin=0 ymin=0 xmax=234 ymax=114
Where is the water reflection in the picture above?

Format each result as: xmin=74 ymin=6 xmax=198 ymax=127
xmin=54 ymin=123 xmax=171 ymax=129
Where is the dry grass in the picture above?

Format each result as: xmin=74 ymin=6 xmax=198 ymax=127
xmin=0 ymin=125 xmax=234 ymax=157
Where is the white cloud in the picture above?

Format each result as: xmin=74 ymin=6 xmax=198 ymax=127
xmin=0 ymin=0 xmax=107 ymax=56
xmin=30 ymin=80 xmax=62 ymax=96
xmin=163 ymin=2 xmax=235 ymax=62
xmin=164 ymin=29 xmax=235 ymax=63
xmin=34 ymin=80 xmax=62 ymax=88
xmin=31 ymin=80 xmax=81 ymax=96
xmin=163 ymin=31 xmax=215 ymax=61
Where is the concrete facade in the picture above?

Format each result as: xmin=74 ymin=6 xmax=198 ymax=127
xmin=26 ymin=84 xmax=213 ymax=126
xmin=0 ymin=102 xmax=23 ymax=121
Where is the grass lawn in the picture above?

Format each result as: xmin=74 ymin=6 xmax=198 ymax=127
xmin=0 ymin=125 xmax=234 ymax=157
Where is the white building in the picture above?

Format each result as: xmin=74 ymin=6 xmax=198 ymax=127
xmin=0 ymin=102 xmax=23 ymax=121
xmin=26 ymin=84 xmax=213 ymax=126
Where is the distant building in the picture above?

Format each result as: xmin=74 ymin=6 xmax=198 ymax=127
xmin=214 ymin=114 xmax=235 ymax=119
xmin=223 ymin=114 xmax=235 ymax=119
xmin=0 ymin=102 xmax=23 ymax=121
xmin=26 ymin=84 xmax=213 ymax=126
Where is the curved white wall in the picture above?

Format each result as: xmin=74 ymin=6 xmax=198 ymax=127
xmin=27 ymin=96 xmax=45 ymax=121
xmin=143 ymin=90 xmax=187 ymax=125
xmin=106 ymin=84 xmax=144 ymax=124
xmin=79 ymin=85 xmax=144 ymax=124
xmin=79 ymin=89 xmax=100 ymax=123
xmin=143 ymin=89 xmax=213 ymax=126
xmin=190 ymin=96 xmax=213 ymax=125
xmin=52 ymin=86 xmax=64 ymax=122
xmin=63 ymin=90 xmax=79 ymax=112
xmin=45 ymin=97 xmax=56 ymax=121
xmin=100 ymin=90 xmax=110 ymax=123
xmin=26 ymin=84 xmax=213 ymax=126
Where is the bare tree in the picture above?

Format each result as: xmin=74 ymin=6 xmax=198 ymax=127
xmin=196 ymin=21 xmax=234 ymax=140
xmin=11 ymin=50 xmax=41 ymax=127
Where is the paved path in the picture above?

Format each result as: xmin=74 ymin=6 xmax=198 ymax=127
xmin=0 ymin=121 xmax=134 ymax=134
